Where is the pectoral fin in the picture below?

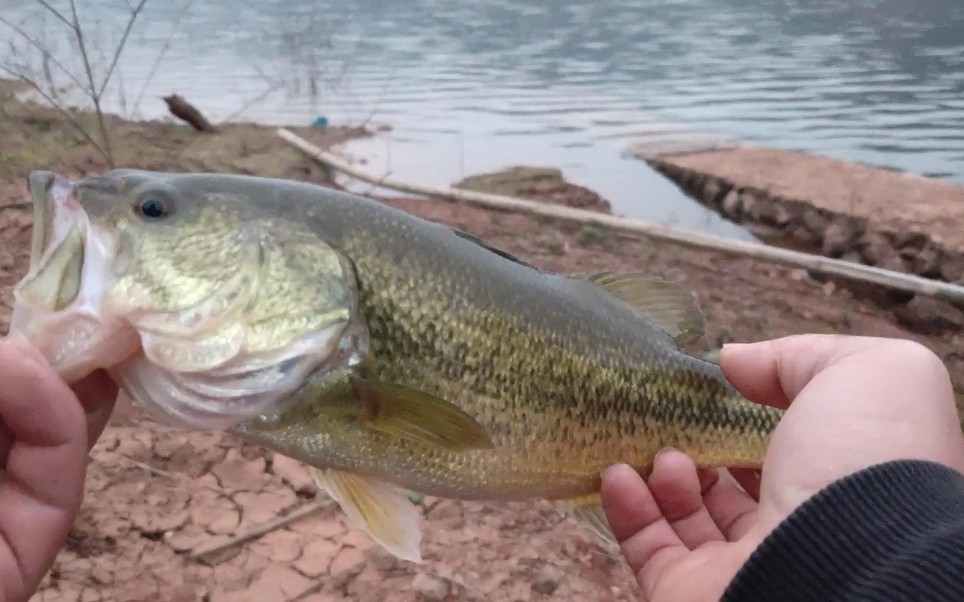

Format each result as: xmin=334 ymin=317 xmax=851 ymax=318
xmin=310 ymin=467 xmax=422 ymax=563
xmin=556 ymin=493 xmax=618 ymax=547
xmin=571 ymin=271 xmax=705 ymax=346
xmin=701 ymin=348 xmax=722 ymax=364
xmin=351 ymin=377 xmax=495 ymax=451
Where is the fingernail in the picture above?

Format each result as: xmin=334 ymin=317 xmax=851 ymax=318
xmin=720 ymin=342 xmax=752 ymax=361
xmin=601 ymin=462 xmax=633 ymax=479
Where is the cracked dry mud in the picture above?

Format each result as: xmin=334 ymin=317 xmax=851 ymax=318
xmin=26 ymin=396 xmax=638 ymax=602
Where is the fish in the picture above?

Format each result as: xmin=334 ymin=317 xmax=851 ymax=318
xmin=11 ymin=169 xmax=785 ymax=563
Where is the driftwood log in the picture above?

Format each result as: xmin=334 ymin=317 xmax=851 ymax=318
xmin=163 ymin=93 xmax=217 ymax=133
xmin=275 ymin=127 xmax=964 ymax=305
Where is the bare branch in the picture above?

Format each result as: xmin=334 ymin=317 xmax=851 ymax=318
xmin=67 ymin=0 xmax=113 ymax=165
xmin=0 ymin=65 xmax=111 ymax=163
xmin=216 ymin=81 xmax=282 ymax=125
xmin=0 ymin=15 xmax=87 ymax=92
xmin=131 ymin=0 xmax=196 ymax=116
xmin=35 ymin=0 xmax=72 ymax=29
xmin=96 ymin=0 xmax=148 ymax=98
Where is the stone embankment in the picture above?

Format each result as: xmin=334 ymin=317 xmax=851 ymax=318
xmin=632 ymin=144 xmax=964 ymax=312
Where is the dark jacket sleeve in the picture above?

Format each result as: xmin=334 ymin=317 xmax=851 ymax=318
xmin=722 ymin=459 xmax=964 ymax=602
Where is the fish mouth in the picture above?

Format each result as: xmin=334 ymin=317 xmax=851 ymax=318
xmin=27 ymin=170 xmax=59 ymax=272
xmin=15 ymin=172 xmax=86 ymax=315
xmin=11 ymin=171 xmax=136 ymax=383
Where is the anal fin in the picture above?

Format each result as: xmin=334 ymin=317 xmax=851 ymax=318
xmin=556 ymin=493 xmax=618 ymax=548
xmin=310 ymin=467 xmax=423 ymax=563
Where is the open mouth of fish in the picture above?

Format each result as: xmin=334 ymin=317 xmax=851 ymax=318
xmin=10 ymin=171 xmax=354 ymax=432
xmin=10 ymin=171 xmax=140 ymax=384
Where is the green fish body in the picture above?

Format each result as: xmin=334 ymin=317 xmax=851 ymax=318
xmin=13 ymin=170 xmax=782 ymax=561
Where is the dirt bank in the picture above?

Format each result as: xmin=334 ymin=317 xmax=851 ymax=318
xmin=2 ymin=83 xmax=963 ymax=602
xmin=454 ymin=166 xmax=613 ymax=213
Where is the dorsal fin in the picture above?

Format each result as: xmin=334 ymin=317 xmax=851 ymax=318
xmin=451 ymin=228 xmax=541 ymax=270
xmin=572 ymin=271 xmax=705 ymax=346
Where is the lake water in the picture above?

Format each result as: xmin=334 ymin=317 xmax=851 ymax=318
xmin=4 ymin=0 xmax=964 ymax=239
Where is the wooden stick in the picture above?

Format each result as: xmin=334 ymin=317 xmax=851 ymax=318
xmin=163 ymin=93 xmax=217 ymax=133
xmin=277 ymin=127 xmax=964 ymax=305
xmin=188 ymin=499 xmax=328 ymax=562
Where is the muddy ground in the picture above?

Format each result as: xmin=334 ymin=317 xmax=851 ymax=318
xmin=2 ymin=82 xmax=963 ymax=602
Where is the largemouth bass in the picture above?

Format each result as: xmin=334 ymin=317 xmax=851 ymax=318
xmin=11 ymin=169 xmax=783 ymax=562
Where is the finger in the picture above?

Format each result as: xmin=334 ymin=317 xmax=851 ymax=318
xmin=0 ymin=337 xmax=88 ymax=591
xmin=0 ymin=423 xmax=11 ymax=466
xmin=601 ymin=464 xmax=688 ymax=580
xmin=719 ymin=334 xmax=877 ymax=409
xmin=728 ymin=468 xmax=762 ymax=501
xmin=71 ymin=369 xmax=118 ymax=451
xmin=700 ymin=469 xmax=759 ymax=540
xmin=647 ymin=450 xmax=725 ymax=548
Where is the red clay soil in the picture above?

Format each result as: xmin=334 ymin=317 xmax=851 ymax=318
xmin=2 ymin=81 xmax=963 ymax=602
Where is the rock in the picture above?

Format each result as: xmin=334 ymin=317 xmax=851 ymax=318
xmin=738 ymin=191 xmax=758 ymax=216
xmin=746 ymin=194 xmax=773 ymax=223
xmin=858 ymin=232 xmax=893 ymax=266
xmin=700 ymin=177 xmax=728 ymax=205
xmin=412 ymin=573 xmax=451 ymax=601
xmin=821 ymin=217 xmax=863 ymax=258
xmin=908 ymin=243 xmax=942 ymax=278
xmin=894 ymin=296 xmax=964 ymax=334
xmin=894 ymin=229 xmax=929 ymax=250
xmin=941 ymin=252 xmax=964 ymax=282
xmin=801 ymin=209 xmax=830 ymax=234
xmin=721 ymin=190 xmax=741 ymax=215
xmin=531 ymin=563 xmax=563 ymax=596
xmin=454 ymin=166 xmax=612 ymax=213
xmin=771 ymin=201 xmax=794 ymax=227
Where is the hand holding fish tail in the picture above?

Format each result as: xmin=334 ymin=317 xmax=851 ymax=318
xmin=600 ymin=334 xmax=964 ymax=602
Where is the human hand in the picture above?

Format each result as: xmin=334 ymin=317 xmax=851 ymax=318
xmin=0 ymin=335 xmax=118 ymax=602
xmin=600 ymin=334 xmax=964 ymax=602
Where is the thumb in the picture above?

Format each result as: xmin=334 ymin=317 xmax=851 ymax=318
xmin=718 ymin=334 xmax=916 ymax=409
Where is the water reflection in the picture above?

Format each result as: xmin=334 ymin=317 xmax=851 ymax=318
xmin=3 ymin=0 xmax=962 ymax=238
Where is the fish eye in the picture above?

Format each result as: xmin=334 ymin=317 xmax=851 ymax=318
xmin=135 ymin=193 xmax=174 ymax=219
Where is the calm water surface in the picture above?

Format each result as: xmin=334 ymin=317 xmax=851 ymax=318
xmin=4 ymin=0 xmax=964 ymax=238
